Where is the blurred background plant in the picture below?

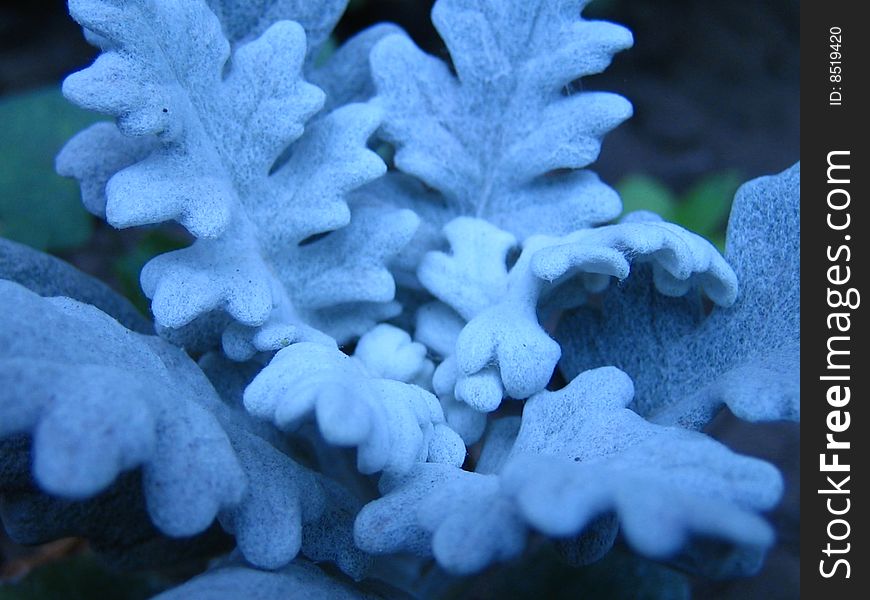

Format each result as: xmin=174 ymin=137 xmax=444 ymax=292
xmin=0 ymin=87 xmax=95 ymax=252
xmin=616 ymin=171 xmax=742 ymax=251
xmin=0 ymin=0 xmax=798 ymax=598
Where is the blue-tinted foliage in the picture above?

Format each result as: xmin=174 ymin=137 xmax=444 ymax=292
xmin=0 ymin=0 xmax=798 ymax=597
xmin=558 ymin=164 xmax=800 ymax=429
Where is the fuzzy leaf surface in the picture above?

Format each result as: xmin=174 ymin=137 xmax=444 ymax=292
xmin=58 ymin=0 xmax=409 ymax=351
xmin=0 ymin=278 xmax=369 ymax=575
xmin=356 ymin=367 xmax=780 ymax=574
xmin=558 ymin=163 xmax=800 ymax=427
xmin=362 ymin=0 xmax=633 ymax=282
xmin=418 ymin=216 xmax=736 ymax=411
xmin=244 ymin=335 xmax=465 ymax=477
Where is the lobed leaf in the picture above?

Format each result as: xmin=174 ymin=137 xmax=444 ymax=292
xmin=417 ymin=216 xmax=736 ymax=411
xmin=58 ymin=0 xmax=408 ymax=352
xmin=206 ymin=0 xmax=348 ymax=57
xmin=244 ymin=332 xmax=465 ymax=477
xmin=356 ymin=367 xmax=782 ymax=575
xmin=558 ymin=163 xmax=800 ymax=427
xmin=0 ymin=280 xmax=245 ymax=535
xmin=0 ymin=277 xmax=371 ymax=576
xmin=363 ymin=0 xmax=633 ymax=275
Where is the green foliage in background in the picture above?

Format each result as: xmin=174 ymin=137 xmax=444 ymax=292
xmin=0 ymin=87 xmax=99 ymax=251
xmin=616 ymin=171 xmax=741 ymax=251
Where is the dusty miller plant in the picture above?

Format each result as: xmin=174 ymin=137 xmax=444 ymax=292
xmin=0 ymin=0 xmax=799 ymax=597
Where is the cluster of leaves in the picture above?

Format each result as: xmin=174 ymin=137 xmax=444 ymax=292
xmin=1 ymin=0 xmax=798 ymax=598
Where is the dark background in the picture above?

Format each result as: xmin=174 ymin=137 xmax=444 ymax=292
xmin=0 ymin=0 xmax=800 ymax=188
xmin=0 ymin=1 xmax=799 ymax=598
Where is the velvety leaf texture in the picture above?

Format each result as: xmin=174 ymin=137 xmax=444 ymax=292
xmin=355 ymin=367 xmax=782 ymax=575
xmin=0 ymin=237 xmax=150 ymax=334
xmin=416 ymin=216 xmax=737 ymax=412
xmin=0 ymin=280 xmax=373 ymax=576
xmin=57 ymin=0 xmax=412 ymax=353
xmin=206 ymin=0 xmax=347 ymax=55
xmin=0 ymin=280 xmax=244 ymax=532
xmin=245 ymin=326 xmax=464 ymax=477
xmin=361 ymin=0 xmax=737 ymax=412
xmin=1 ymin=0 xmax=799 ymax=595
xmin=558 ymin=163 xmax=800 ymax=428
xmin=367 ymin=0 xmax=632 ymax=240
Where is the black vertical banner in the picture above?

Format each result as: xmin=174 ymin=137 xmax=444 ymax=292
xmin=802 ymin=2 xmax=867 ymax=597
